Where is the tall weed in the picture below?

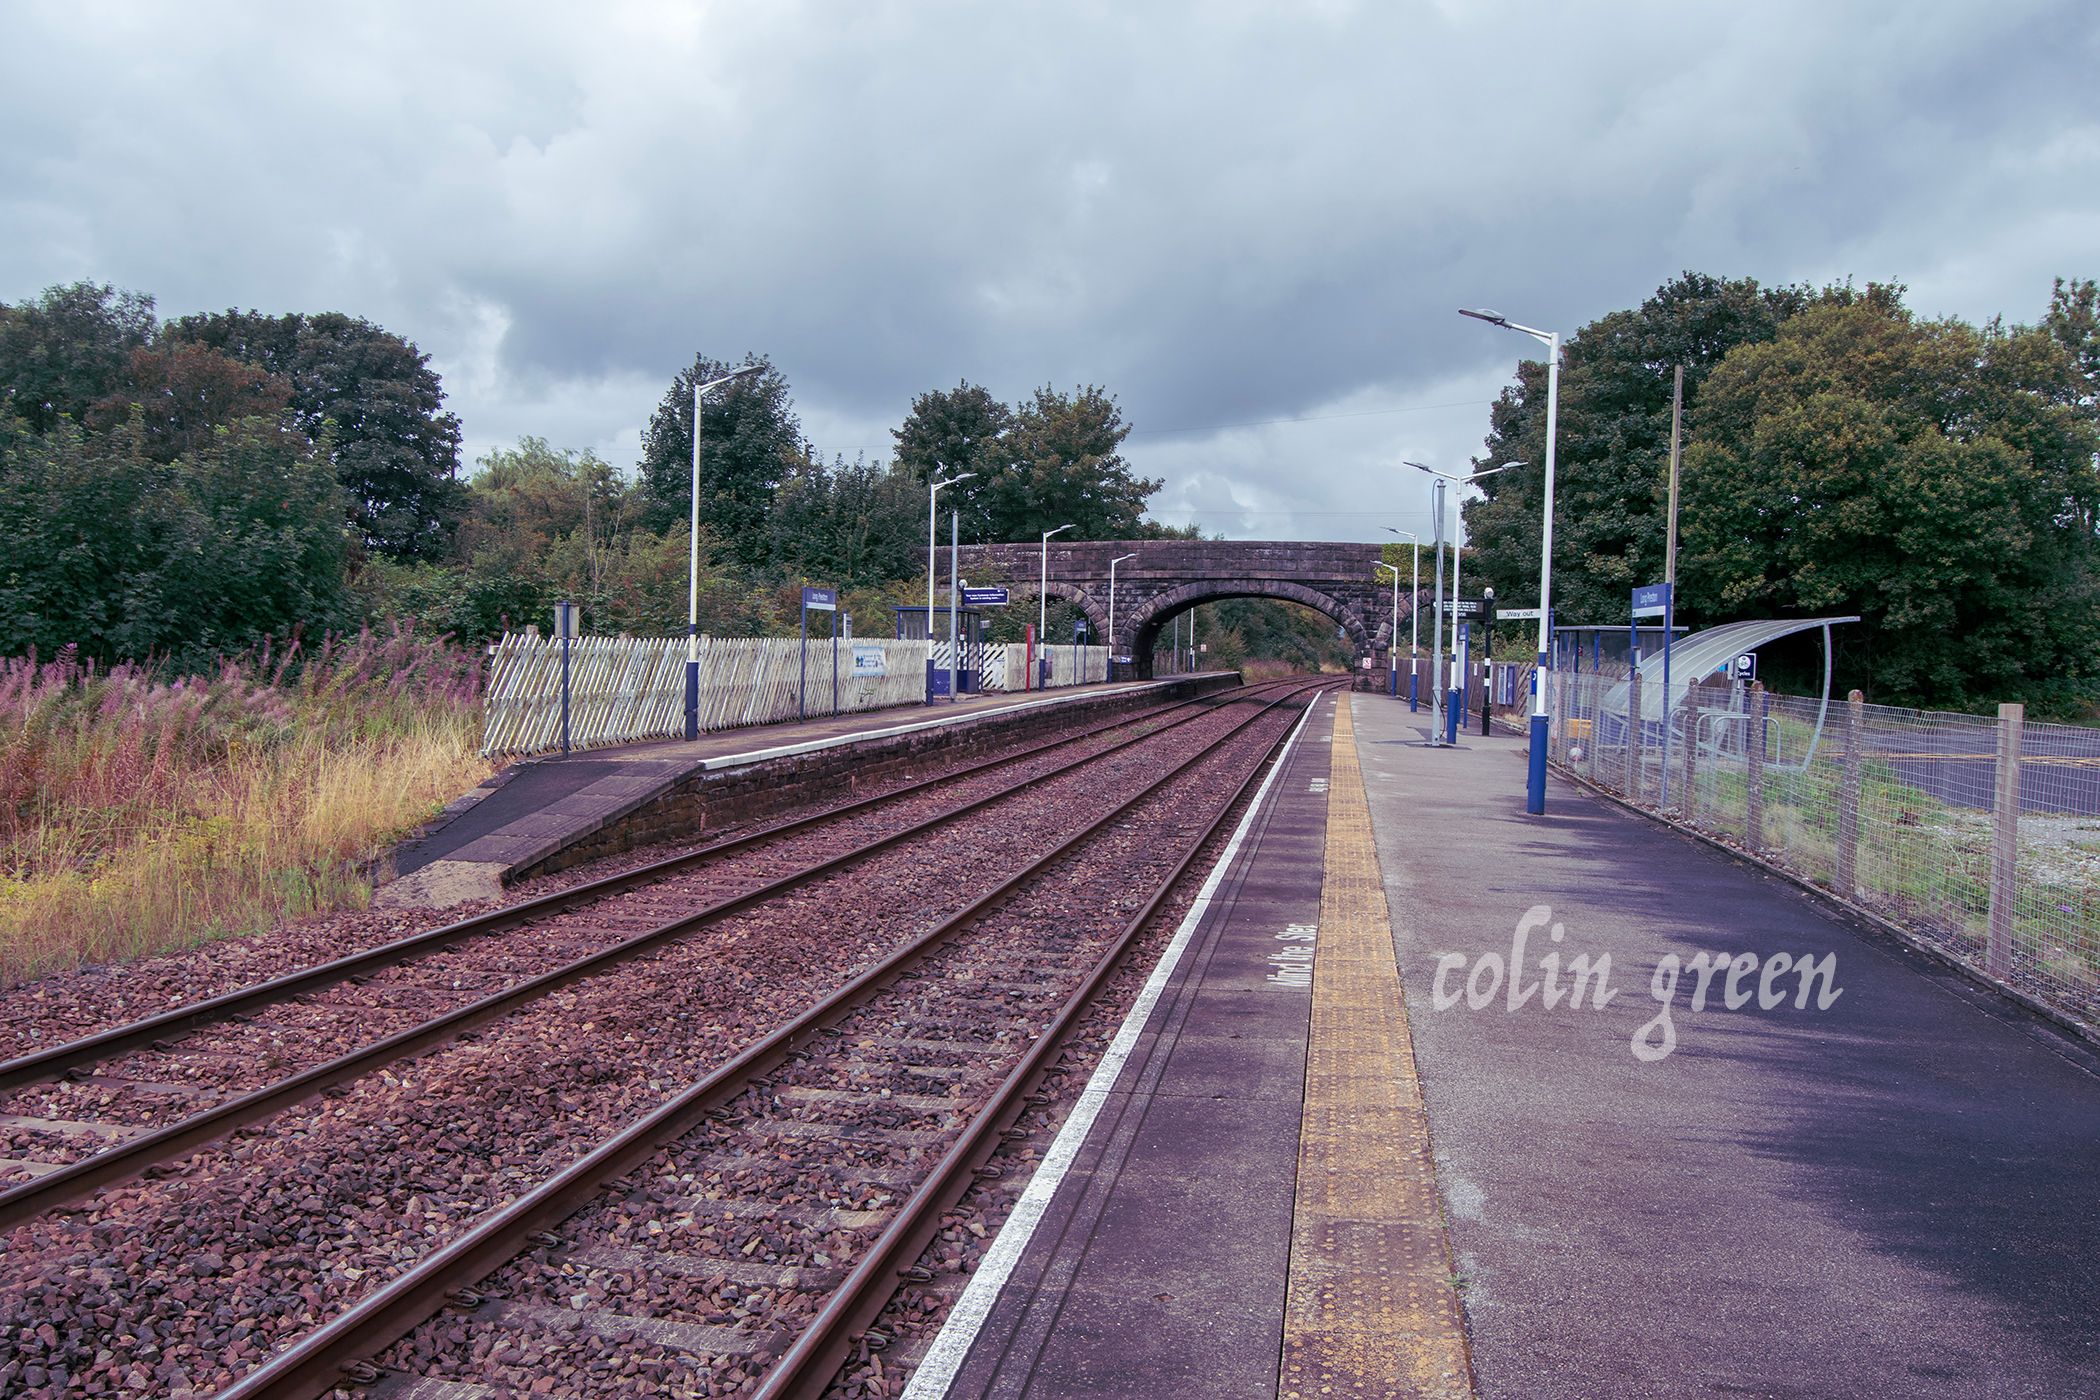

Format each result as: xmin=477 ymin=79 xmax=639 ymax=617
xmin=0 ymin=628 xmax=491 ymax=983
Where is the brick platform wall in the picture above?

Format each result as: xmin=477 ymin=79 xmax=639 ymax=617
xmin=514 ymin=673 xmax=1243 ymax=881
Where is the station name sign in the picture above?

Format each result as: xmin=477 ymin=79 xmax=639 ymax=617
xmin=801 ymin=586 xmax=837 ymax=611
xmin=1631 ymin=582 xmax=1671 ymax=619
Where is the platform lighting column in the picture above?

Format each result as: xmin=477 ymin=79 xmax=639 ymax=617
xmin=1375 ymin=561 xmax=1401 ymax=699
xmin=1408 ymin=460 xmax=1517 ymax=739
xmin=685 ymin=363 xmax=765 ymax=740
xmin=1039 ymin=524 xmax=1074 ymax=687
xmin=1481 ymin=585 xmax=1496 ymax=736
xmin=1385 ymin=527 xmax=1419 ymax=706
xmin=928 ymin=472 xmax=977 ymax=703
xmin=949 ymin=509 xmax=962 ymax=702
xmin=1428 ymin=477 xmax=1447 ymax=744
xmin=1462 ymin=306 xmax=1562 ymax=814
xmin=1108 ymin=553 xmax=1135 ymax=682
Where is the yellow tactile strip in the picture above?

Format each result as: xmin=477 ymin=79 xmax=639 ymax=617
xmin=1280 ymin=696 xmax=1474 ymax=1400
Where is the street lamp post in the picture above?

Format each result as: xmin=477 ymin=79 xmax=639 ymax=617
xmin=685 ymin=363 xmax=765 ymax=740
xmin=1038 ymin=524 xmax=1074 ymax=689
xmin=1385 ymin=527 xmax=1420 ymax=709
xmin=1407 ymin=460 xmax=1516 ymax=746
xmin=1481 ymin=585 xmax=1496 ymax=737
xmin=1463 ymin=306 xmax=1562 ymax=815
xmin=928 ymin=472 xmax=977 ymax=703
xmin=1108 ymin=553 xmax=1135 ymax=682
xmin=1429 ymin=477 xmax=1447 ymax=744
xmin=1375 ymin=561 xmax=1401 ymax=699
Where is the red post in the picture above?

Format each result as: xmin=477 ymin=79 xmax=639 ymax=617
xmin=1025 ymin=624 xmax=1036 ymax=691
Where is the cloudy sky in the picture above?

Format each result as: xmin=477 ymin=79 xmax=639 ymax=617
xmin=4 ymin=1 xmax=2094 ymax=543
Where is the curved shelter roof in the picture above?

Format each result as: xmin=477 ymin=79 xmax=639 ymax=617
xmin=1605 ymin=615 xmax=1858 ymax=722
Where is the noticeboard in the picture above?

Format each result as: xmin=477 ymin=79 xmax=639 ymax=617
xmin=851 ymin=644 xmax=887 ymax=677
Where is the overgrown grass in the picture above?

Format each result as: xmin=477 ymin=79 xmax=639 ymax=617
xmin=0 ymin=628 xmax=493 ymax=984
xmin=1688 ymin=755 xmax=2098 ymax=1014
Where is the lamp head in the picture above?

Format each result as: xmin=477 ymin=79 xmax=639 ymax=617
xmin=1459 ymin=307 xmax=1509 ymax=327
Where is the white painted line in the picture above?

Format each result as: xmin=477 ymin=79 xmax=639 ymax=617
xmin=900 ymin=691 xmax=1325 ymax=1399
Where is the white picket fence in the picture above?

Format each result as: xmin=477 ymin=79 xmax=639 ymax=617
xmin=482 ymin=635 xmax=1119 ymax=757
xmin=481 ymin=634 xmax=928 ymax=756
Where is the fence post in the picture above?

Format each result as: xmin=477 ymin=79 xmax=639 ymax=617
xmin=1585 ymin=670 xmax=1602 ymax=779
xmin=1625 ymin=669 xmax=1643 ymax=799
xmin=1987 ymin=702 xmax=2023 ymax=979
xmin=1746 ymin=682 xmax=1766 ymax=850
xmin=1836 ymin=689 xmax=1864 ymax=895
xmin=1682 ymin=688 xmax=1699 ymax=823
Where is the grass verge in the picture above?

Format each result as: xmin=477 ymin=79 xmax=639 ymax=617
xmin=0 ymin=628 xmax=493 ymax=984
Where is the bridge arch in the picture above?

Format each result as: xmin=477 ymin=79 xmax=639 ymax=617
xmin=946 ymin=538 xmax=1407 ymax=679
xmin=1128 ymin=579 xmax=1372 ymax=677
xmin=1013 ymin=580 xmax=1108 ymax=643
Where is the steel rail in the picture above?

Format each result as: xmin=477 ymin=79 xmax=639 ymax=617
xmin=757 ymin=683 xmax=1337 ymax=1398
xmin=213 ymin=679 xmax=1337 ymax=1399
xmin=0 ymin=683 xmax=1248 ymax=1095
xmin=0 ymin=681 xmax=1298 ymax=1229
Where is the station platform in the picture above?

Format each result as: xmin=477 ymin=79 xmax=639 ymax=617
xmin=380 ymin=676 xmax=1235 ymax=910
xmin=904 ymin=693 xmax=2100 ymax=1399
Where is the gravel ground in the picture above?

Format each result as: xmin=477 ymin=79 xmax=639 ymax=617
xmin=0 ymin=686 xmax=1306 ymax=1399
xmin=0 ymin=698 xmax=1208 ymax=1167
xmin=354 ymin=689 xmax=1318 ymax=1398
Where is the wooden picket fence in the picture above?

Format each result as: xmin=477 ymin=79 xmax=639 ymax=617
xmin=481 ymin=634 xmax=929 ymax=756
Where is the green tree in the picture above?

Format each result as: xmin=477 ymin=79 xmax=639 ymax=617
xmin=1461 ymin=272 xmax=1819 ymax=622
xmin=891 ymin=381 xmax=1159 ymax=542
xmin=163 ymin=309 xmax=467 ymax=561
xmin=460 ymin=437 xmax=629 ymax=582
xmin=1679 ymin=297 xmax=2100 ymax=706
xmin=636 ymin=354 xmax=805 ymax=570
xmin=989 ymin=385 xmax=1157 ymax=540
xmin=767 ymin=454 xmax=922 ymax=587
xmin=0 ymin=282 xmax=157 ymax=433
xmin=891 ymin=380 xmax=1014 ymax=539
xmin=84 ymin=342 xmax=293 ymax=464
xmin=2044 ymin=276 xmax=2100 ymax=405
xmin=0 ymin=414 xmax=349 ymax=669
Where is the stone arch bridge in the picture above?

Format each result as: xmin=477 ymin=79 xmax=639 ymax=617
xmin=945 ymin=540 xmax=1418 ymax=678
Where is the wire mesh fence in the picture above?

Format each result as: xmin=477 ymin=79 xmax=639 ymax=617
xmin=1548 ymin=670 xmax=2100 ymax=1032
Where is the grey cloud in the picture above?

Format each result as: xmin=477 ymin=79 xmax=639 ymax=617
xmin=3 ymin=0 xmax=2094 ymax=541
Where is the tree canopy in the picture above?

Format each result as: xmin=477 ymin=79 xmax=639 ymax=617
xmin=0 ymin=413 xmax=349 ymax=671
xmin=635 ymin=355 xmax=806 ymax=571
xmin=163 ymin=309 xmax=467 ymax=561
xmin=1460 ymin=272 xmax=1821 ymax=623
xmin=1679 ymin=296 xmax=2099 ymax=706
xmin=891 ymin=381 xmax=1160 ymax=541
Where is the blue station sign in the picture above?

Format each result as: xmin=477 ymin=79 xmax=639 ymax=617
xmin=801 ymin=586 xmax=838 ymax=611
xmin=1630 ymin=582 xmax=1672 ymax=619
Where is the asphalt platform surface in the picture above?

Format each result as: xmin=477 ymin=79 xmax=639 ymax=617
xmin=928 ymin=694 xmax=1333 ymax=1398
xmin=1351 ymin=694 xmax=2100 ymax=1398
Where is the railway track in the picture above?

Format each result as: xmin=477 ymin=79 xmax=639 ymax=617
xmin=221 ymin=676 xmax=1337 ymax=1399
xmin=0 ymin=677 xmax=1335 ymax=1398
xmin=0 ymin=681 xmax=1262 ymax=1221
